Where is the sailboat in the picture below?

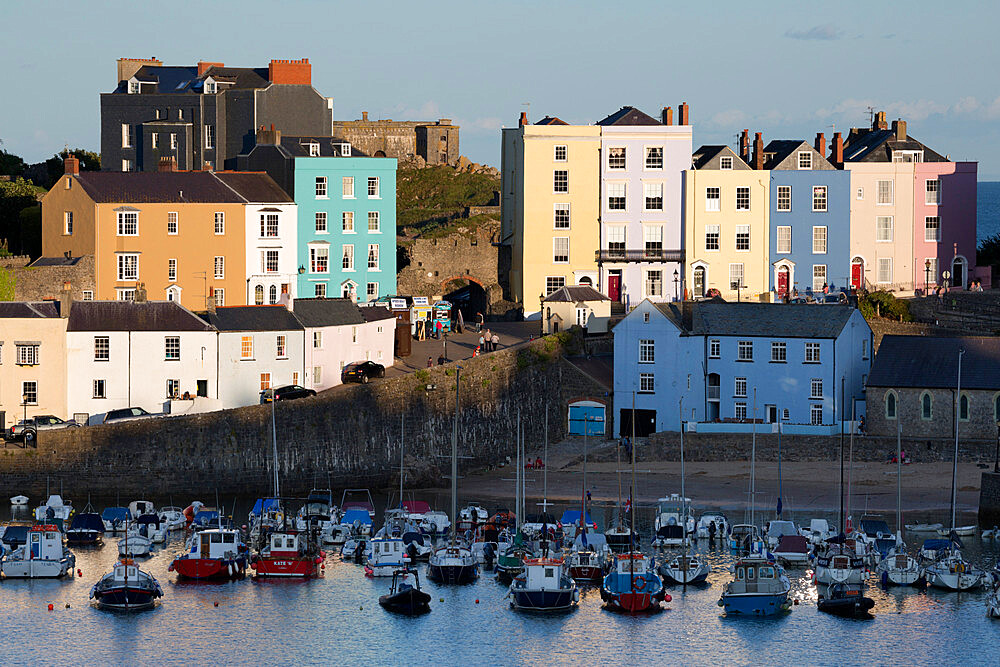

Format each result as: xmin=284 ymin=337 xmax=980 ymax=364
xmin=604 ymin=434 xmax=636 ymax=554
xmin=496 ymin=414 xmax=534 ymax=583
xmin=427 ymin=366 xmax=479 ymax=584
xmin=566 ymin=411 xmax=609 ymax=583
xmin=876 ymin=422 xmax=924 ymax=586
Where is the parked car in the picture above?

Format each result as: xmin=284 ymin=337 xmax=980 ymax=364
xmin=7 ymin=415 xmax=80 ymax=444
xmin=102 ymin=407 xmax=156 ymax=424
xmin=342 ymin=361 xmax=386 ymax=384
xmin=259 ymin=385 xmax=317 ymax=404
xmin=816 ymin=293 xmax=847 ymax=304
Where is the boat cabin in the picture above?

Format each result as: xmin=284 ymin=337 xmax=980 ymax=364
xmin=269 ymin=532 xmax=305 ymax=554
xmin=730 ymin=559 xmax=779 ymax=593
xmin=614 ymin=553 xmax=650 ymax=575
xmin=520 ymin=558 xmax=565 ymax=588
xmin=193 ymin=529 xmax=241 ymax=559
xmin=113 ymin=561 xmax=140 ymax=581
xmin=28 ymin=525 xmax=64 ymax=560
xmin=370 ymin=538 xmax=406 ymax=562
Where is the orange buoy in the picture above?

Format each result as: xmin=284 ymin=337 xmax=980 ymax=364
xmin=47 ymin=604 xmax=54 ymax=611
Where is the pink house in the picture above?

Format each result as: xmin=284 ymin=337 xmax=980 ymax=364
xmin=913 ymin=161 xmax=977 ymax=290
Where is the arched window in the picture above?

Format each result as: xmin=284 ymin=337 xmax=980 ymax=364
xmin=254 ymin=285 xmax=264 ymax=305
xmin=885 ymin=391 xmax=897 ymax=419
xmin=959 ymin=393 xmax=970 ymax=421
xmin=268 ymin=285 xmax=278 ymax=304
xmin=921 ymin=392 xmax=933 ymax=420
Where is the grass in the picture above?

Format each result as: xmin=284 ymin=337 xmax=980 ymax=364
xmin=397 ymin=166 xmax=499 ymax=237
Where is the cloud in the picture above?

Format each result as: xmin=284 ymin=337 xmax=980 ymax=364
xmin=953 ymin=96 xmax=980 ymax=114
xmin=708 ymin=109 xmax=746 ymax=128
xmin=390 ymin=100 xmax=440 ymax=120
xmin=784 ymin=24 xmax=844 ymax=41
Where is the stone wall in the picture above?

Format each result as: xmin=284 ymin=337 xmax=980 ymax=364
xmin=866 ymin=387 xmax=1000 ymax=440
xmin=8 ymin=255 xmax=95 ymax=301
xmin=0 ymin=338 xmax=601 ymax=499
xmin=867 ymin=318 xmax=966 ymax=351
xmin=330 ymin=116 xmax=459 ymax=166
xmin=979 ymin=472 xmax=1000 ymax=526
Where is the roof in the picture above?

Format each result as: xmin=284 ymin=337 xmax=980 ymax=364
xmin=67 ymin=301 xmax=212 ymax=332
xmin=866 ymin=335 xmax=1000 ymax=390
xmin=213 ymin=172 xmax=293 ymax=203
xmin=691 ymin=145 xmax=748 ymax=170
xmin=292 ymin=298 xmax=365 ymax=327
xmin=650 ymin=302 xmax=855 ymax=338
xmin=543 ymin=285 xmax=611 ymax=303
xmin=361 ymin=306 xmax=397 ymax=323
xmin=116 ymin=64 xmax=271 ymax=94
xmin=0 ymin=302 xmax=61 ymax=319
xmin=71 ymin=171 xmax=288 ymax=204
xmin=205 ymin=306 xmax=303 ymax=332
xmin=535 ymin=116 xmax=568 ymax=125
xmin=29 ymin=256 xmax=84 ymax=267
xmin=841 ymin=129 xmax=947 ymax=163
xmin=760 ymin=139 xmax=834 ymax=170
xmin=596 ymin=106 xmax=661 ymax=126
xmin=279 ymin=136 xmax=369 ymax=158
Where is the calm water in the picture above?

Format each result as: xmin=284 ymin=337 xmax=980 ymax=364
xmin=978 ymin=181 xmax=1000 ymax=242
xmin=2 ymin=499 xmax=999 ymax=666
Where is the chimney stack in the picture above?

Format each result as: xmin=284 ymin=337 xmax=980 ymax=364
xmin=362 ymin=111 xmax=369 ymax=121
xmin=892 ymin=119 xmax=907 ymax=141
xmin=814 ymin=132 xmax=826 ymax=157
xmin=268 ymin=58 xmax=311 ymax=85
xmin=135 ymin=283 xmax=147 ymax=303
xmin=752 ymin=132 xmax=764 ymax=170
xmin=158 ymin=156 xmax=177 ymax=172
xmin=740 ymin=129 xmax=750 ymax=163
xmin=832 ymin=132 xmax=844 ymax=166
xmin=874 ymin=111 xmax=888 ymax=130
xmin=661 ymin=106 xmax=673 ymax=126
xmin=679 ymin=102 xmax=690 ymax=126
xmin=255 ymin=125 xmax=281 ymax=146
xmin=519 ymin=111 xmax=528 ymax=127
xmin=197 ymin=61 xmax=224 ymax=77
xmin=207 ymin=289 xmax=217 ymax=314
xmin=64 ymin=154 xmax=80 ymax=176
xmin=59 ymin=281 xmax=72 ymax=319
xmin=117 ymin=57 xmax=161 ymax=84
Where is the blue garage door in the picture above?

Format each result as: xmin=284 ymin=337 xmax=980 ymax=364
xmin=568 ymin=402 xmax=605 ymax=436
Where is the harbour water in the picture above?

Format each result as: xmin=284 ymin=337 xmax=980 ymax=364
xmin=978 ymin=181 xmax=1000 ymax=242
xmin=1 ymin=501 xmax=998 ymax=665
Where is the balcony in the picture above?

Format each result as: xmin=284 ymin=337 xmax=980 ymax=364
xmin=707 ymin=385 xmax=720 ymax=400
xmin=596 ymin=249 xmax=684 ymax=263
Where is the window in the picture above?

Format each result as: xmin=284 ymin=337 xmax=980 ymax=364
xmin=310 ymin=246 xmax=329 ymax=273
xmin=812 ymin=226 xmax=827 ymax=254
xmin=151 ymin=133 xmax=159 ymax=149
xmin=553 ymin=170 xmax=568 ymax=193
xmin=776 ymin=186 xmax=791 ymax=212
xmin=214 ymin=212 xmax=225 ymax=235
xmin=644 ymin=182 xmax=663 ymax=211
xmin=128 ymin=80 xmax=139 ymax=94
xmin=926 ymin=257 xmax=938 ymax=283
xmin=22 ymin=381 xmax=37 ymax=405
xmin=709 ymin=339 xmax=720 ymax=358
xmin=166 ymin=379 xmax=180 ymax=398
xmin=776 ymin=226 xmax=791 ymax=254
xmin=313 ymin=366 xmax=323 ymax=384
xmin=260 ymin=373 xmax=271 ymax=391
xmin=608 ymin=147 xmax=626 ymax=170
xmin=308 ymin=142 xmax=319 ymax=157
xmin=607 ymin=226 xmax=625 ymax=256
xmin=241 ymin=336 xmax=253 ymax=360
xmin=805 ymin=342 xmax=820 ymax=363
xmin=645 ymin=146 xmax=663 ymax=169
xmin=925 ymin=216 xmax=940 ymax=242
xmin=343 ymin=211 xmax=355 ymax=232
xmin=116 ymin=288 xmax=136 ymax=302
xmin=885 ymin=391 xmax=897 ymax=419
xmin=921 ymin=392 xmax=933 ymax=420
xmin=554 ymin=204 xmax=570 ymax=229
xmin=352 ymin=326 xmax=359 ymax=343
xmin=82 ymin=291 xmax=93 ymax=301
xmin=117 ymin=254 xmax=138 ymax=281
xmin=576 ymin=307 xmax=589 ymax=326
xmin=342 ymin=177 xmax=355 ymax=198
xmin=735 ymin=225 xmax=750 ymax=251
xmin=204 ymin=80 xmax=217 ymax=94
xmin=554 ymin=145 xmax=567 ymax=162
xmin=214 ymin=288 xmax=224 ymax=306
xmin=93 ymin=379 xmax=106 ymax=399
xmin=164 ymin=336 xmax=180 ymax=360
xmin=315 ymin=212 xmax=327 ymax=233
xmin=314 ymin=283 xmax=327 ymax=298
xmin=260 ymin=213 xmax=279 ymax=237
xmin=878 ymin=257 xmax=893 ymax=284
xmin=64 ymin=211 xmax=73 ymax=235
xmin=639 ymin=373 xmax=654 ymax=393
xmin=811 ymin=405 xmax=823 ymax=425
xmin=877 ymin=179 xmax=893 ymax=204
xmin=810 ymin=378 xmax=823 ymax=399
xmin=342 ymin=245 xmax=354 ymax=270
xmin=729 ymin=263 xmax=744 ymax=290
xmin=94 ymin=336 xmax=109 ymax=361
xmin=368 ymin=211 xmax=380 ymax=232
xmin=313 ymin=331 xmax=323 ymax=349
xmin=169 ymin=133 xmax=177 ymax=149
xmin=315 ymin=177 xmax=328 ymax=197
xmin=168 ymin=258 xmax=177 ymax=282
xmin=720 ymin=156 xmax=733 ymax=170
xmin=862 ymin=339 xmax=870 ymax=360
xmin=735 ymin=377 xmax=747 ymax=397
xmin=204 ymin=125 xmax=215 ymax=149
xmin=812 ymin=186 xmax=827 ymax=212
xmin=706 ymin=187 xmax=720 ymax=211
xmin=368 ymin=177 xmax=380 ymax=198
xmin=856 ymin=187 xmax=864 ymax=200
xmin=737 ymin=340 xmax=753 ymax=361
xmin=797 ymin=151 xmax=812 ymax=169
xmin=121 ymin=123 xmax=133 ymax=148
xmin=960 ymin=394 xmax=970 ymax=421
xmin=644 ymin=225 xmax=663 ymax=254
xmin=876 ymin=216 xmax=893 ymax=242
xmin=367 ymin=282 xmax=378 ymax=300
xmin=607 ymin=182 xmax=626 ymax=210
xmin=995 ymin=394 xmax=1000 ymax=422
xmin=262 ymin=251 xmax=279 ymax=273
xmin=546 ymin=276 xmax=565 ymax=295
xmin=639 ymin=339 xmax=655 ymax=363
xmin=165 ymin=211 xmax=178 ymax=235
xmin=367 ymin=244 xmax=379 ymax=270
xmin=926 ymin=179 xmax=941 ymax=204
xmin=705 ymin=225 xmax=720 ymax=251
xmin=122 ymin=159 xmax=132 ymax=172
xmin=214 ymin=256 xmax=224 ymax=279
xmin=735 ymin=402 xmax=747 ymax=421
xmin=553 ymin=237 xmax=569 ymax=263
xmin=813 ymin=265 xmax=826 ymax=292
xmin=276 ymin=335 xmax=286 ymax=359
xmin=893 ymin=150 xmax=923 ymax=163
xmin=117 ymin=212 xmax=138 ymax=236
xmin=771 ymin=341 xmax=786 ymax=362
xmin=254 ymin=285 xmax=264 ymax=305
xmin=735 ymin=187 xmax=750 ymax=210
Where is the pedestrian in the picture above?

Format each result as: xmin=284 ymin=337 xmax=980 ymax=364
xmin=437 ymin=354 xmax=446 ymax=365
xmin=492 ymin=332 xmax=499 ymax=351
xmin=435 ymin=319 xmax=443 ymax=339
xmin=473 ymin=345 xmax=480 ymax=357
xmin=483 ymin=329 xmax=491 ymax=352
xmin=478 ymin=334 xmax=485 ymax=350
xmin=823 ymin=282 xmax=829 ymax=295
xmin=427 ymin=356 xmax=433 ymax=368
xmin=476 ymin=311 xmax=484 ymax=333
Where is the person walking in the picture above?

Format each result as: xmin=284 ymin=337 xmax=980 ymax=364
xmin=492 ymin=332 xmax=499 ymax=351
xmin=435 ymin=319 xmax=443 ymax=340
xmin=475 ymin=311 xmax=484 ymax=333
xmin=478 ymin=333 xmax=485 ymax=351
xmin=427 ymin=356 xmax=433 ymax=368
xmin=483 ymin=329 xmax=492 ymax=352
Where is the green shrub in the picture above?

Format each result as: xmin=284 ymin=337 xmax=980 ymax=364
xmin=859 ymin=290 xmax=912 ymax=322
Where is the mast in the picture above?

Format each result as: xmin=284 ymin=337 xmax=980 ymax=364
xmin=776 ymin=405 xmax=782 ymax=519
xmin=750 ymin=389 xmax=757 ymax=529
xmin=271 ymin=391 xmax=279 ymax=498
xmin=399 ymin=413 xmax=404 ymax=509
xmin=896 ymin=419 xmax=902 ymax=536
xmin=630 ymin=390 xmax=636 ymax=589
xmin=514 ymin=413 xmax=520 ymax=533
xmin=680 ymin=398 xmax=688 ymax=582
xmin=951 ymin=348 xmax=965 ymax=533
xmin=848 ymin=402 xmax=856 ymax=529
xmin=582 ymin=412 xmax=588 ymax=537
xmin=450 ymin=366 xmax=460 ymax=546
xmin=839 ymin=376 xmax=845 ymax=536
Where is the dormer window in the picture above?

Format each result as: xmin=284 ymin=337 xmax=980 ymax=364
xmin=797 ymin=151 xmax=812 ymax=169
xmin=720 ymin=156 xmax=733 ymax=170
xmin=340 ymin=142 xmax=351 ymax=156
xmin=128 ymin=80 xmax=139 ymax=94
xmin=309 ymin=143 xmax=320 ymax=157
xmin=204 ymin=80 xmax=217 ymax=94
xmin=892 ymin=150 xmax=923 ymax=163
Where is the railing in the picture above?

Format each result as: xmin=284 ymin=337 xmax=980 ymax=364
xmin=595 ymin=249 xmax=684 ymax=263
xmin=707 ymin=386 xmax=720 ymax=400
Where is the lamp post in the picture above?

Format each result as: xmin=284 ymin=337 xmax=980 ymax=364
xmin=994 ymin=421 xmax=999 ymax=474
xmin=442 ymin=331 xmax=449 ymax=363
xmin=924 ymin=259 xmax=931 ymax=293
xmin=539 ymin=293 xmax=545 ymax=336
xmin=673 ymin=269 xmax=680 ymax=302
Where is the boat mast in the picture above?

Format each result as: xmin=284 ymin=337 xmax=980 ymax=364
xmin=271 ymin=391 xmax=279 ymax=498
xmin=848 ymin=402 xmax=855 ymax=530
xmin=399 ymin=413 xmax=405 ymax=510
xmin=750 ymin=388 xmax=756 ymax=529
xmin=582 ymin=412 xmax=588 ymax=537
xmin=680 ymin=397 xmax=688 ymax=577
xmin=450 ymin=366 xmax=460 ymax=547
xmin=515 ymin=412 xmax=520 ymax=533
xmin=839 ymin=376 xmax=845 ymax=536
xmin=951 ymin=348 xmax=965 ymax=534
xmin=896 ymin=419 xmax=902 ymax=537
xmin=776 ymin=404 xmax=782 ymax=519
xmin=630 ymin=390 xmax=636 ymax=590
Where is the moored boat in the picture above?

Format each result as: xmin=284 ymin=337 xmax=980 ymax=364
xmin=34 ymin=495 xmax=73 ymax=523
xmin=658 ymin=553 xmax=710 ymax=585
xmin=9 ymin=495 xmax=28 ymax=506
xmin=817 ymin=582 xmax=875 ymax=618
xmin=66 ymin=511 xmax=105 ymax=546
xmin=601 ymin=552 xmax=668 ymax=612
xmin=696 ymin=512 xmax=729 ymax=540
xmin=924 ymin=548 xmax=984 ymax=591
xmin=510 ymin=557 xmax=579 ymax=612
xmin=719 ymin=555 xmax=791 ymax=616
xmin=102 ymin=507 xmax=130 ymax=533
xmin=169 ymin=528 xmax=249 ymax=580
xmin=652 ymin=494 xmax=693 ymax=548
xmin=877 ymin=548 xmax=924 ymax=586
xmin=379 ymin=568 xmax=431 ymax=615
xmin=91 ymin=558 xmax=162 ymax=610
xmin=251 ymin=530 xmax=323 ymax=579
xmin=365 ymin=536 xmax=410 ymax=577
xmin=987 ymin=583 xmax=1000 ymax=619
xmin=0 ymin=524 xmax=76 ymax=578
xmin=772 ymin=535 xmax=810 ymax=567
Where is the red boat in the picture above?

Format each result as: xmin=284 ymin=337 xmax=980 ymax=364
xmin=169 ymin=528 xmax=249 ymax=580
xmin=567 ymin=547 xmax=607 ymax=583
xmin=251 ymin=530 xmax=324 ymax=578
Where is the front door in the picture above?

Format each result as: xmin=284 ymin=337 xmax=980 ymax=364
xmin=607 ymin=274 xmax=621 ymax=302
xmin=777 ymin=268 xmax=789 ymax=296
xmin=851 ymin=260 xmax=864 ymax=289
xmin=693 ymin=267 xmax=705 ymax=298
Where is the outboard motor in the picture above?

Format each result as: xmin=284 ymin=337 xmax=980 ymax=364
xmin=353 ymin=540 xmax=366 ymax=564
xmin=483 ymin=542 xmax=495 ymax=568
xmin=407 ymin=542 xmax=418 ymax=560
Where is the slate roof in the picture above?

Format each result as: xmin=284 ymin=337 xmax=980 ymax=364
xmin=29 ymin=256 xmax=84 ymax=267
xmin=597 ymin=106 xmax=661 ymax=126
xmin=205 ymin=306 xmax=303 ymax=332
xmin=72 ymin=171 xmax=288 ymax=204
xmin=691 ymin=145 xmax=748 ymax=170
xmin=0 ymin=302 xmax=61 ymax=319
xmin=866 ymin=335 xmax=1000 ymax=390
xmin=67 ymin=301 xmax=211 ymax=332
xmin=214 ymin=172 xmax=294 ymax=202
xmin=761 ymin=139 xmax=833 ymax=170
xmin=292 ymin=298 xmax=366 ymax=327
xmin=648 ymin=302 xmax=854 ymax=338
xmin=279 ymin=136 xmax=369 ymax=158
xmin=117 ymin=65 xmax=271 ymax=94
xmin=361 ymin=306 xmax=397 ymax=323
xmin=543 ymin=285 xmax=611 ymax=303
xmin=841 ymin=129 xmax=947 ymax=163
xmin=535 ymin=116 xmax=568 ymax=125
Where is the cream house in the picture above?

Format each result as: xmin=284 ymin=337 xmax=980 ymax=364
xmin=0 ymin=296 xmax=69 ymax=429
xmin=541 ymin=285 xmax=611 ymax=334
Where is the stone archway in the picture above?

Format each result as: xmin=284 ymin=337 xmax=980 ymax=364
xmin=441 ymin=276 xmax=487 ymax=322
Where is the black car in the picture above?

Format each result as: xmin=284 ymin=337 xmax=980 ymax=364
xmin=342 ymin=361 xmax=386 ymax=384
xmin=260 ymin=384 xmax=317 ymax=403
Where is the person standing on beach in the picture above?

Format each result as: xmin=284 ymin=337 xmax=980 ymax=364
xmin=478 ymin=333 xmax=485 ymax=351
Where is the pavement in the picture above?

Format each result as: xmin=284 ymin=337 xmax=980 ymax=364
xmin=389 ymin=321 xmax=538 ymax=375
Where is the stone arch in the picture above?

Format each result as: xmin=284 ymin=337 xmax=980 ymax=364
xmin=441 ymin=275 xmax=485 ymax=292
xmin=373 ymin=150 xmax=387 ymax=158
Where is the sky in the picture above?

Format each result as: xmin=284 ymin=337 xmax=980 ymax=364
xmin=2 ymin=0 xmax=999 ymax=177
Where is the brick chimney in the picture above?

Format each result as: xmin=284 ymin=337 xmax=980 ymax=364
xmin=197 ymin=61 xmax=224 ymax=77
xmin=752 ymin=132 xmax=764 ymax=170
xmin=519 ymin=112 xmax=528 ymax=127
xmin=255 ymin=125 xmax=281 ymax=146
xmin=135 ymin=283 xmax=147 ymax=303
xmin=874 ymin=110 xmax=888 ymax=130
xmin=892 ymin=119 xmax=907 ymax=141
xmin=268 ymin=58 xmax=311 ymax=85
xmin=362 ymin=111 xmax=369 ymax=121
xmin=64 ymin=154 xmax=80 ymax=176
xmin=814 ymin=132 xmax=826 ymax=157
xmin=679 ymin=102 xmax=690 ymax=125
xmin=740 ymin=129 xmax=750 ymax=163
xmin=831 ymin=132 xmax=844 ymax=166
xmin=59 ymin=281 xmax=72 ymax=319
xmin=117 ymin=57 xmax=161 ymax=84
xmin=661 ymin=106 xmax=673 ymax=125
xmin=206 ymin=289 xmax=217 ymax=314
xmin=158 ymin=156 xmax=177 ymax=172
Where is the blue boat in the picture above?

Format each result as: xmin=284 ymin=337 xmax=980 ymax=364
xmin=510 ymin=557 xmax=578 ymax=612
xmin=600 ymin=552 xmax=668 ymax=612
xmin=719 ymin=555 xmax=791 ymax=616
xmin=66 ymin=512 xmax=105 ymax=545
xmin=102 ymin=507 xmax=130 ymax=533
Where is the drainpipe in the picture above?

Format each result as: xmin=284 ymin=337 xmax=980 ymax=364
xmin=128 ymin=331 xmax=132 ymax=405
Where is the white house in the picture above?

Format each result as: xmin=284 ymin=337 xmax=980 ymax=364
xmin=242 ymin=197 xmax=299 ymax=306
xmin=66 ymin=300 xmax=219 ymax=424
xmin=206 ymin=305 xmax=306 ymax=408
xmin=293 ymin=298 xmax=396 ymax=391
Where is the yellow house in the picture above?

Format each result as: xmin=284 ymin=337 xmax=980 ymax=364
xmin=684 ymin=145 xmax=770 ymax=300
xmin=502 ymin=115 xmax=600 ymax=318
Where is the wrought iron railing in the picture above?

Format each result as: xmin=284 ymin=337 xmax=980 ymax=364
xmin=595 ymin=249 xmax=684 ymax=263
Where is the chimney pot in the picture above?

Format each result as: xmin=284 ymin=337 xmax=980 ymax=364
xmin=832 ymin=132 xmax=844 ymax=166
xmin=875 ymin=111 xmax=888 ymax=130
xmin=679 ymin=102 xmax=690 ymax=126
xmin=362 ymin=111 xmax=369 ymax=121
xmin=752 ymin=132 xmax=764 ymax=170
xmin=740 ymin=129 xmax=750 ymax=163
xmin=519 ymin=111 xmax=528 ymax=127
xmin=814 ymin=132 xmax=826 ymax=157
xmin=64 ymin=154 xmax=80 ymax=176
xmin=158 ymin=156 xmax=177 ymax=172
xmin=892 ymin=119 xmax=907 ymax=141
xmin=661 ymin=106 xmax=673 ymax=125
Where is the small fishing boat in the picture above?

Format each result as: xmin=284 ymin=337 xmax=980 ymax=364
xmin=0 ymin=524 xmax=76 ymax=578
xmin=338 ymin=508 xmax=373 ymax=538
xmin=801 ymin=518 xmax=835 ymax=546
xmin=510 ymin=557 xmax=579 ymax=612
xmin=169 ymin=528 xmax=249 ymax=580
xmin=91 ymin=558 xmax=162 ymax=610
xmin=937 ymin=525 xmax=976 ymax=537
xmin=906 ymin=522 xmax=944 ymax=533
xmin=118 ymin=515 xmax=163 ymax=556
xmin=9 ymin=495 xmax=28 ymax=506
xmin=158 ymin=506 xmax=187 ymax=531
xmin=566 ymin=530 xmax=609 ymax=583
xmin=34 ymin=494 xmax=73 ymax=523
xmin=401 ymin=500 xmax=432 ymax=526
xmin=457 ymin=504 xmax=489 ymax=532
xmin=495 ymin=532 xmax=534 ymax=583
xmin=987 ymin=583 xmax=1000 ymax=619
xmin=817 ymin=582 xmax=875 ymax=618
xmin=248 ymin=498 xmax=283 ymax=538
xmin=295 ymin=489 xmax=336 ymax=537
xmin=365 ymin=536 xmax=410 ymax=577
xmin=814 ymin=540 xmax=867 ymax=585
xmin=772 ymin=535 xmax=810 ymax=567
xmin=729 ymin=524 xmax=763 ymax=552
xmin=128 ymin=500 xmax=155 ymax=519
xmin=924 ymin=548 xmax=984 ymax=591
xmin=876 ymin=548 xmax=924 ymax=586
xmin=252 ymin=530 xmax=323 ymax=578
xmin=601 ymin=552 xmax=668 ymax=612
xmin=765 ymin=520 xmax=800 ymax=550
xmin=379 ymin=568 xmax=431 ymax=615
xmin=427 ymin=544 xmax=478 ymax=584
xmin=658 ymin=553 xmax=710 ymax=585
xmin=341 ymin=489 xmax=376 ymax=521
xmin=66 ymin=511 xmax=105 ymax=546
xmin=652 ymin=494 xmax=693 ymax=548
xmin=402 ymin=530 xmax=433 ymax=561
xmin=102 ymin=507 xmax=130 ymax=533
xmin=858 ymin=517 xmax=897 ymax=558
xmin=0 ymin=525 xmax=29 ymax=552
xmin=341 ymin=536 xmax=368 ymax=564
xmin=919 ymin=538 xmax=953 ymax=563
xmin=719 ymin=555 xmax=791 ymax=616
xmin=696 ymin=512 xmax=729 ymax=540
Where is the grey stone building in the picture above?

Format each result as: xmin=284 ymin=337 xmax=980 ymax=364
xmin=330 ymin=112 xmax=459 ymax=166
xmin=866 ymin=335 xmax=1000 ymax=441
xmin=101 ymin=58 xmax=334 ymax=172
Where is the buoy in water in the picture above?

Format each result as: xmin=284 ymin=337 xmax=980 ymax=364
xmin=65 ymin=603 xmax=71 ymax=609
xmin=214 ymin=601 xmax=219 ymax=607
xmin=793 ymin=598 xmax=800 ymax=605
xmin=475 ymin=599 xmax=479 ymax=604
xmin=439 ymin=597 xmax=444 ymax=602
xmin=47 ymin=604 xmax=54 ymax=611
xmin=77 ymin=569 xmax=82 ymax=577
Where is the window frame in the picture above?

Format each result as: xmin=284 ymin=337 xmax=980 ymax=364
xmin=876 ymin=179 xmax=893 ymax=205
xmin=876 ymin=216 xmax=893 ymax=242
xmin=770 ymin=341 xmax=786 ymax=363
xmin=164 ymin=336 xmax=181 ymax=361
xmin=735 ymin=225 xmax=750 ymax=252
xmin=735 ymin=187 xmax=750 ymax=211
xmin=606 ymin=182 xmax=626 ymax=211
xmin=553 ymin=204 xmax=570 ymax=230
xmin=310 ymin=246 xmax=330 ymax=274
xmin=734 ymin=376 xmax=747 ymax=398
xmin=644 ymin=146 xmax=663 ymax=170
xmin=315 ymin=211 xmax=327 ymax=233
xmin=553 ymin=170 xmax=568 ymax=194
xmin=877 ymin=257 xmax=893 ymax=284
xmin=117 ymin=253 xmax=139 ymax=281
xmin=367 ymin=176 xmax=380 ymax=198
xmin=214 ymin=256 xmax=225 ymax=280
xmin=776 ymin=185 xmax=791 ymax=212
xmin=553 ymin=145 xmax=567 ymax=162
xmin=804 ymin=342 xmax=821 ymax=363
xmin=705 ymin=187 xmax=721 ymax=212
xmin=117 ymin=211 xmax=138 ymax=236
xmin=367 ymin=243 xmax=380 ymax=271
xmin=885 ymin=390 xmax=897 ymax=419
xmin=342 ymin=176 xmax=355 ymax=198
xmin=737 ymin=340 xmax=753 ymax=362
xmin=776 ymin=226 xmax=791 ymax=254
xmin=607 ymin=147 xmax=626 ymax=170
xmin=924 ymin=216 xmax=940 ymax=242
xmin=552 ymin=237 xmax=570 ymax=264
xmin=810 ymin=378 xmax=823 ymax=399
xmin=638 ymin=339 xmax=655 ymax=364
xmin=797 ymin=151 xmax=812 ymax=170
xmin=315 ymin=176 xmax=328 ymax=198
xmin=812 ymin=185 xmax=827 ymax=212
xmin=94 ymin=336 xmax=110 ymax=362
xmin=241 ymin=336 xmax=254 ymax=360
xmin=720 ymin=155 xmax=734 ymax=170
xmin=925 ymin=179 xmax=941 ymax=205
xmin=709 ymin=339 xmax=721 ymax=359
xmin=643 ymin=181 xmax=664 ymax=211
xmin=368 ymin=211 xmax=380 ymax=233
xmin=214 ymin=212 xmax=225 ymax=235
xmin=705 ymin=224 xmax=720 ymax=251
xmin=638 ymin=372 xmax=654 ymax=393
xmin=812 ymin=226 xmax=828 ymax=254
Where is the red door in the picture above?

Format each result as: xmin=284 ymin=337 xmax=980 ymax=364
xmin=608 ymin=275 xmax=621 ymax=301
xmin=777 ymin=268 xmax=789 ymax=296
xmin=851 ymin=261 xmax=863 ymax=289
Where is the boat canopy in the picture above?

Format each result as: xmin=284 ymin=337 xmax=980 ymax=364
xmin=573 ymin=531 xmax=608 ymax=550
xmin=70 ymin=512 xmax=105 ymax=533
xmin=921 ymin=538 xmax=952 ymax=551
xmin=860 ymin=519 xmax=892 ymax=537
xmin=403 ymin=501 xmax=432 ymax=514
xmin=343 ymin=501 xmax=375 ymax=514
xmin=401 ymin=531 xmax=426 ymax=546
xmin=136 ymin=514 xmax=161 ymax=526
xmin=306 ymin=490 xmax=332 ymax=503
xmin=102 ymin=507 xmax=130 ymax=522
xmin=1 ymin=525 xmax=29 ymax=546
xmin=559 ymin=510 xmax=595 ymax=526
xmin=193 ymin=510 xmax=220 ymax=526
xmin=767 ymin=521 xmax=799 ymax=539
xmin=808 ymin=519 xmax=830 ymax=533
xmin=342 ymin=509 xmax=373 ymax=525
xmin=250 ymin=498 xmax=280 ymax=516
xmin=775 ymin=535 xmax=809 ymax=553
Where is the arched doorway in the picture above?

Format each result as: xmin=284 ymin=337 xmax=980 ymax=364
xmin=777 ymin=266 xmax=789 ymax=296
xmin=442 ymin=277 xmax=487 ymax=322
xmin=851 ymin=257 xmax=865 ymax=290
xmin=693 ymin=266 xmax=706 ymax=299
xmin=373 ymin=150 xmax=386 ymax=158
xmin=952 ymin=256 xmax=967 ymax=289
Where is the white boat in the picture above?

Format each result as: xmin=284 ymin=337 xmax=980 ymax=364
xmin=772 ymin=535 xmax=811 ymax=566
xmin=33 ymin=495 xmax=73 ymax=523
xmin=937 ymin=525 xmax=976 ymax=537
xmin=9 ymin=495 xmax=28 ymax=506
xmin=91 ymin=558 xmax=162 ymax=610
xmin=765 ymin=520 xmax=800 ymax=550
xmin=987 ymin=584 xmax=1000 ymax=619
xmin=158 ymin=507 xmax=186 ymax=531
xmin=364 ymin=537 xmax=410 ymax=577
xmin=419 ymin=510 xmax=451 ymax=537
xmin=814 ymin=541 xmax=867 ymax=585
xmin=458 ymin=504 xmax=489 ymax=532
xmin=695 ymin=513 xmax=729 ymax=540
xmin=118 ymin=516 xmax=163 ymax=557
xmin=876 ymin=547 xmax=924 ymax=586
xmin=128 ymin=500 xmax=155 ymax=519
xmin=924 ymin=549 xmax=984 ymax=591
xmin=0 ymin=524 xmax=76 ymax=578
xmin=906 ymin=522 xmax=944 ymax=533
xmin=509 ymin=557 xmax=579 ymax=611
xmin=652 ymin=494 xmax=693 ymax=547
xmin=659 ymin=553 xmax=710 ymax=585
xmin=801 ymin=518 xmax=835 ymax=545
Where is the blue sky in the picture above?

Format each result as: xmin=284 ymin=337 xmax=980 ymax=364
xmin=2 ymin=0 xmax=999 ymax=177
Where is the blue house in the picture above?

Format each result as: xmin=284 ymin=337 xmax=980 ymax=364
xmin=764 ymin=137 xmax=851 ymax=298
xmin=613 ymin=300 xmax=872 ymax=435
xmin=240 ymin=128 xmax=397 ymax=302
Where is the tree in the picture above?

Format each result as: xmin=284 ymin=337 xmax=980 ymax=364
xmin=978 ymin=233 xmax=1000 ymax=270
xmin=0 ymin=177 xmax=41 ymax=255
xmin=0 ymin=149 xmax=25 ymax=177
xmin=42 ymin=148 xmax=100 ymax=188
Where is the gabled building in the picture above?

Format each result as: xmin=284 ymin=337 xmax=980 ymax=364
xmin=0 ymin=298 xmax=68 ymax=430
xmin=541 ymin=285 xmax=611 ymax=334
xmin=102 ymin=58 xmax=333 ymax=171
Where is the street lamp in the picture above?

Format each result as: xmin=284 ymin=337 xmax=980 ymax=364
xmin=924 ymin=259 xmax=931 ymax=293
xmin=539 ymin=293 xmax=545 ymax=336
xmin=442 ymin=331 xmax=449 ymax=363
xmin=673 ymin=269 xmax=680 ymax=302
xmin=21 ymin=393 xmax=28 ymax=448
